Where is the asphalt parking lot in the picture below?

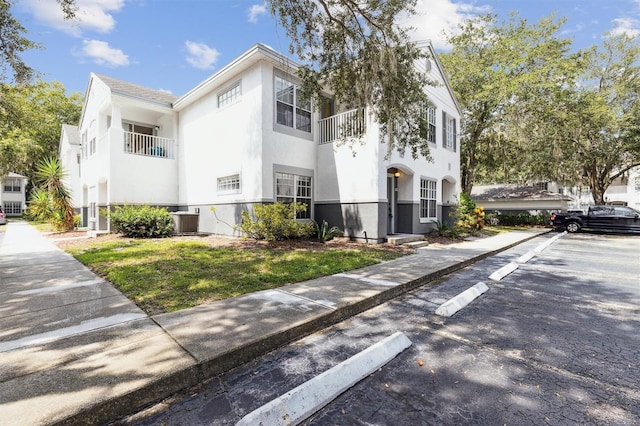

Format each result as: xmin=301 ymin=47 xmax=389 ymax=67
xmin=121 ymin=232 xmax=640 ymax=425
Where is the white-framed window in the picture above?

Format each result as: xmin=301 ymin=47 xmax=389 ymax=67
xmin=276 ymin=172 xmax=312 ymax=219
xmin=3 ymin=179 xmax=21 ymax=193
xmin=90 ymin=202 xmax=97 ymax=219
xmin=218 ymin=82 xmax=241 ymax=108
xmin=275 ymin=74 xmax=312 ymax=133
xmin=87 ymin=120 xmax=96 ymax=157
xmin=217 ymin=174 xmax=241 ymax=193
xmin=420 ymin=178 xmax=437 ymax=219
xmin=534 ymin=182 xmax=549 ymax=191
xmin=82 ymin=129 xmax=88 ymax=159
xmin=420 ymin=103 xmax=436 ymax=143
xmin=3 ymin=201 xmax=21 ymax=215
xmin=443 ymin=112 xmax=456 ymax=152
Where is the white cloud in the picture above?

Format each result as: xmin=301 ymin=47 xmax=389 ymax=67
xmin=248 ymin=3 xmax=267 ymax=23
xmin=82 ymin=40 xmax=129 ymax=66
xmin=23 ymin=0 xmax=124 ymax=36
xmin=610 ymin=17 xmax=640 ymax=37
xmin=401 ymin=0 xmax=490 ymax=49
xmin=185 ymin=41 xmax=220 ymax=70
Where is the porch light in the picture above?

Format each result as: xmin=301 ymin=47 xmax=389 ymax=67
xmin=394 ymin=171 xmax=400 ymax=178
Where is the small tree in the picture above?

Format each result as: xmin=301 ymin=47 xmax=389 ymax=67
xmin=240 ymin=202 xmax=315 ymax=241
xmin=453 ymin=193 xmax=485 ymax=233
xmin=31 ymin=157 xmax=75 ymax=230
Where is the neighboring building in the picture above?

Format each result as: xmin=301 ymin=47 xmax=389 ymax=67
xmin=1 ymin=173 xmax=28 ymax=216
xmin=472 ymin=183 xmax=572 ymax=214
xmin=59 ymin=124 xmax=83 ymax=219
xmin=65 ymin=42 xmax=462 ymax=242
xmin=561 ymin=167 xmax=640 ymax=210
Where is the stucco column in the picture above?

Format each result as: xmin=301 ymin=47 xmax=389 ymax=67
xmin=110 ymin=103 xmax=122 ymax=130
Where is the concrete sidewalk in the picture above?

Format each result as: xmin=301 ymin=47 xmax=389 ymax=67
xmin=0 ymin=221 xmax=549 ymax=425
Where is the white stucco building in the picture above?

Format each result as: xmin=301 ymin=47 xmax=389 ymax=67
xmin=64 ymin=42 xmax=462 ymax=242
xmin=1 ymin=172 xmax=28 ymax=216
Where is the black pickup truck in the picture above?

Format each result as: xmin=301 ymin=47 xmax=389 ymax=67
xmin=550 ymin=205 xmax=640 ymax=233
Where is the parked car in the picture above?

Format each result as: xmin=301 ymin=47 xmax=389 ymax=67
xmin=550 ymin=205 xmax=640 ymax=233
xmin=0 ymin=207 xmax=6 ymax=225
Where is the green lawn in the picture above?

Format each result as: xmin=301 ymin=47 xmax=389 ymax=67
xmin=67 ymin=238 xmax=407 ymax=315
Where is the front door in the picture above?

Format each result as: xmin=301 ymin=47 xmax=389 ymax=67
xmin=387 ymin=174 xmax=395 ymax=234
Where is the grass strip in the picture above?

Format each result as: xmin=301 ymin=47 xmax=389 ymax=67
xmin=68 ymin=239 xmax=406 ymax=315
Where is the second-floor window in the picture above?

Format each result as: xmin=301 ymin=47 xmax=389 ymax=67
xmin=443 ymin=112 xmax=456 ymax=152
xmin=218 ymin=82 xmax=241 ymax=108
xmin=3 ymin=179 xmax=21 ymax=193
xmin=275 ymin=74 xmax=311 ymax=133
xmin=217 ymin=174 xmax=241 ymax=193
xmin=420 ymin=103 xmax=436 ymax=143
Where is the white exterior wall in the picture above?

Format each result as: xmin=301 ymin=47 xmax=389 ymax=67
xmin=59 ymin=133 xmax=82 ymax=209
xmin=261 ymin=64 xmax=318 ymax=200
xmin=316 ymin=114 xmax=382 ymax=204
xmin=79 ymin=78 xmax=111 ymax=194
xmin=1 ymin=176 xmax=28 ymax=215
xmin=179 ymin=64 xmax=264 ymax=205
xmin=107 ymin=128 xmax=178 ymax=204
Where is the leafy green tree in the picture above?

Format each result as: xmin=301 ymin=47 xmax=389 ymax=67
xmin=548 ymin=33 xmax=640 ymax=204
xmin=32 ymin=157 xmax=75 ymax=230
xmin=0 ymin=0 xmax=76 ymax=83
xmin=0 ymin=80 xmax=82 ymax=185
xmin=268 ymin=0 xmax=433 ymax=159
xmin=439 ymin=13 xmax=583 ymax=193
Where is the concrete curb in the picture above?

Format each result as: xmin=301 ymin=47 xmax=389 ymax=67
xmin=489 ymin=262 xmax=519 ymax=281
xmin=57 ymin=230 xmax=550 ymax=425
xmin=435 ymin=282 xmax=489 ymax=318
xmin=236 ymin=332 xmax=412 ymax=426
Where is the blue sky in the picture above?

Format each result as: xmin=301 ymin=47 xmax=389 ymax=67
xmin=13 ymin=0 xmax=640 ymax=96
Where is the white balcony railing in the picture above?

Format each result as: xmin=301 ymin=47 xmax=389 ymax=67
xmin=124 ymin=131 xmax=175 ymax=159
xmin=318 ymin=108 xmax=366 ymax=144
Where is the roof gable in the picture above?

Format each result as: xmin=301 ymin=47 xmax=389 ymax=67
xmin=61 ymin=124 xmax=80 ymax=146
xmin=472 ymin=184 xmax=571 ymax=201
xmin=93 ymin=73 xmax=178 ymax=106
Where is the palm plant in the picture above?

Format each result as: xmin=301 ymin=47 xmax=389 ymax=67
xmin=33 ymin=157 xmax=75 ymax=230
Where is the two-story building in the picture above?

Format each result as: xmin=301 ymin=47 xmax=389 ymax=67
xmin=64 ymin=42 xmax=461 ymax=242
xmin=1 ymin=173 xmax=28 ymax=217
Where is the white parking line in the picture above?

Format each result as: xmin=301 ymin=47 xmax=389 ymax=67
xmin=236 ymin=332 xmax=412 ymax=426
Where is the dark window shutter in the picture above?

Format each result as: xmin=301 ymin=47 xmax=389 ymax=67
xmin=442 ymin=111 xmax=446 ymax=147
xmin=453 ymin=118 xmax=457 ymax=152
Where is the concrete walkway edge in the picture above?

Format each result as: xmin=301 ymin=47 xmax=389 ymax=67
xmin=61 ymin=230 xmax=549 ymax=425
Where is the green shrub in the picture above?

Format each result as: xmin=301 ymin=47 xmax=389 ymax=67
xmin=73 ymin=214 xmax=82 ymax=229
xmin=489 ymin=213 xmax=546 ymax=226
xmin=452 ymin=193 xmax=485 ymax=233
xmin=316 ymin=220 xmax=344 ymax=243
xmin=240 ymin=202 xmax=315 ymax=241
xmin=108 ymin=205 xmax=174 ymax=238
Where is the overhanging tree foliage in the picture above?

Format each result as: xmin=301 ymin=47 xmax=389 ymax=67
xmin=0 ymin=0 xmax=76 ymax=83
xmin=268 ymin=0 xmax=433 ymax=159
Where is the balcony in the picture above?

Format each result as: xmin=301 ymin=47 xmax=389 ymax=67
xmin=124 ymin=131 xmax=175 ymax=159
xmin=318 ymin=108 xmax=366 ymax=144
